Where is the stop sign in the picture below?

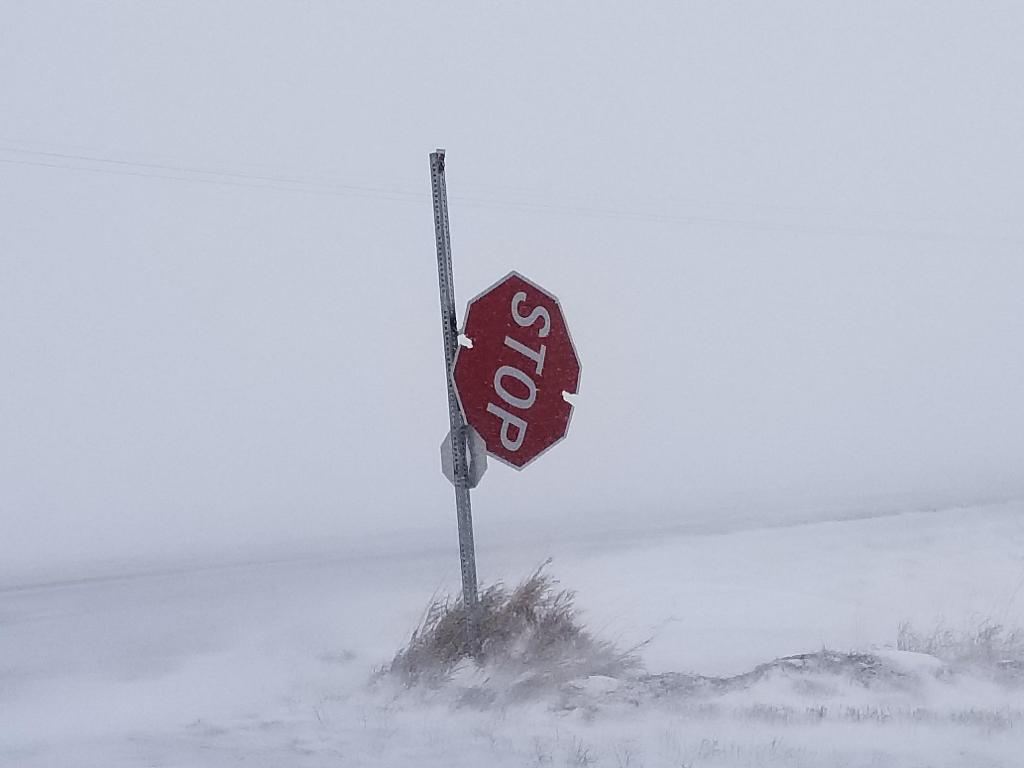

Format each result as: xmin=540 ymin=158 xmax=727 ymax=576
xmin=453 ymin=272 xmax=581 ymax=469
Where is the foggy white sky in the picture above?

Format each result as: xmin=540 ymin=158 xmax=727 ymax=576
xmin=2 ymin=2 xmax=1023 ymax=576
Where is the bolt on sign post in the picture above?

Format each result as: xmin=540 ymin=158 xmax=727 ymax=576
xmin=429 ymin=150 xmax=582 ymax=645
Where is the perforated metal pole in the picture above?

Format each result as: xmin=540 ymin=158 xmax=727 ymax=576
xmin=429 ymin=149 xmax=480 ymax=622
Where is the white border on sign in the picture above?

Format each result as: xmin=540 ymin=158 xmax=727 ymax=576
xmin=452 ymin=270 xmax=583 ymax=471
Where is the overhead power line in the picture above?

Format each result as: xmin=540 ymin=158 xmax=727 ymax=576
xmin=1 ymin=145 xmax=1019 ymax=247
xmin=0 ymin=146 xmax=423 ymax=202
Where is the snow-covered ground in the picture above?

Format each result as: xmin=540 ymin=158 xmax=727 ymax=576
xmin=3 ymin=501 xmax=1024 ymax=767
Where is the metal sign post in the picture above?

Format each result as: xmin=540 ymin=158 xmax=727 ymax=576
xmin=429 ymin=149 xmax=480 ymax=624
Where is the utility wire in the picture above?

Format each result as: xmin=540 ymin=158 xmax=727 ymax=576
xmin=0 ymin=152 xmax=424 ymax=203
xmin=2 ymin=146 xmax=1020 ymax=246
xmin=0 ymin=145 xmax=420 ymax=199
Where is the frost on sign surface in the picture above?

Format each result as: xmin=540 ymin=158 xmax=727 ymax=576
xmin=453 ymin=272 xmax=581 ymax=470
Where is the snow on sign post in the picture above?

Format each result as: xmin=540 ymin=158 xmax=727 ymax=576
xmin=429 ymin=150 xmax=581 ymax=644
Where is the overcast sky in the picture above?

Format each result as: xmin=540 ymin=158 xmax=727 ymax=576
xmin=2 ymin=2 xmax=1023 ymax=576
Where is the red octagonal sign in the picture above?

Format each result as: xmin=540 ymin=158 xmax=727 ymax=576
xmin=453 ymin=272 xmax=581 ymax=469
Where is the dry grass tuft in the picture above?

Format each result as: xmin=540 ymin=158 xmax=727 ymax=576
xmin=897 ymin=620 xmax=1024 ymax=683
xmin=382 ymin=562 xmax=640 ymax=692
